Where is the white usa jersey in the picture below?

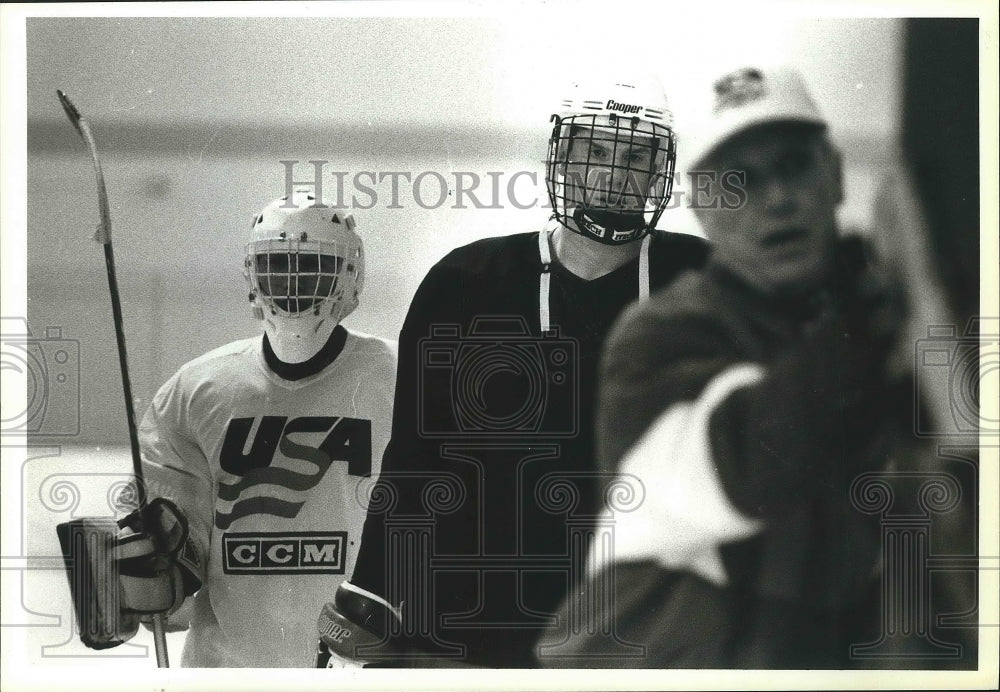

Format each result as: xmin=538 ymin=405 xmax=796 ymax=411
xmin=138 ymin=328 xmax=396 ymax=667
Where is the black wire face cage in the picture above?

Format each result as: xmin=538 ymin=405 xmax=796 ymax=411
xmin=546 ymin=113 xmax=677 ymax=245
xmin=245 ymin=240 xmax=348 ymax=316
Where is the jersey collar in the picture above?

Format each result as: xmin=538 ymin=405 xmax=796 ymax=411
xmin=262 ymin=325 xmax=348 ymax=381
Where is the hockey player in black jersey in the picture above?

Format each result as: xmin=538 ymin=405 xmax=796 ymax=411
xmin=316 ymin=71 xmax=707 ymax=668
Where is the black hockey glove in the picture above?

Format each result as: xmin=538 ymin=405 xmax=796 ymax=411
xmin=57 ymin=497 xmax=203 ymax=649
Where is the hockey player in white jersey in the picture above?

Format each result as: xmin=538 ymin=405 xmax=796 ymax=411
xmin=68 ymin=191 xmax=397 ymax=666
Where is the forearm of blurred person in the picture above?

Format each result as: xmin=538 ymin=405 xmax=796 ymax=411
xmin=598 ymin=255 xmax=905 ymax=528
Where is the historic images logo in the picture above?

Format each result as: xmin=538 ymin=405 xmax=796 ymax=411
xmin=1 ymin=318 xmax=80 ymax=436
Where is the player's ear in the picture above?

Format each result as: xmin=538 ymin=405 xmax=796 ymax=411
xmin=552 ymin=136 xmax=571 ymax=174
xmin=552 ymin=124 xmax=584 ymax=171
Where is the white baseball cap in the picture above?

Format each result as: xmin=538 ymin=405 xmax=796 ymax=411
xmin=685 ymin=65 xmax=827 ymax=169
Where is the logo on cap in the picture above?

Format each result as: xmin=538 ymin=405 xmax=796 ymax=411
xmin=713 ymin=68 xmax=767 ymax=114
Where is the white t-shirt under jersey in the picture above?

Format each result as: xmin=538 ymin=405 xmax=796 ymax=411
xmin=138 ymin=329 xmax=397 ymax=667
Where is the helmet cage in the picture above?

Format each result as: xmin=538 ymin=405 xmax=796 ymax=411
xmin=244 ymin=236 xmax=362 ymax=321
xmin=546 ymin=113 xmax=677 ymax=244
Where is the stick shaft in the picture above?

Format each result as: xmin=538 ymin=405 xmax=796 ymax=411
xmin=152 ymin=614 xmax=169 ymax=667
xmin=103 ymin=242 xmax=147 ymax=507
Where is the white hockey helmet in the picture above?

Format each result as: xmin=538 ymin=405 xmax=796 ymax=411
xmin=546 ymin=74 xmax=677 ymax=245
xmin=244 ymin=190 xmax=364 ymax=363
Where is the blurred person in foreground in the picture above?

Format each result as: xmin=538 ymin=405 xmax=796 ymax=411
xmin=538 ymin=65 xmax=943 ymax=668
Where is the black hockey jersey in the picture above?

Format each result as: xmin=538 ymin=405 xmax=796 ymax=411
xmin=351 ymin=227 xmax=708 ymax=667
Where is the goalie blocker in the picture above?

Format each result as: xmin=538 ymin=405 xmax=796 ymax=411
xmin=57 ymin=497 xmax=203 ymax=649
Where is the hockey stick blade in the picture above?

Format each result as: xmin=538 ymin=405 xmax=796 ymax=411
xmin=56 ymin=89 xmax=84 ymax=136
xmin=55 ymin=89 xmax=111 ymax=244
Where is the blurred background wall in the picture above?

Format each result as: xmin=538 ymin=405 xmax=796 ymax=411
xmin=23 ymin=14 xmax=908 ymax=444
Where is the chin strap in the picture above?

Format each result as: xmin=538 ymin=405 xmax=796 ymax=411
xmin=539 ymin=226 xmax=553 ymax=334
xmin=538 ymin=228 xmax=651 ymax=333
xmin=639 ymin=234 xmax=650 ymax=301
xmin=573 ymin=207 xmax=646 ymax=244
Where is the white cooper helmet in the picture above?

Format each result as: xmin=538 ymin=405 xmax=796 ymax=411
xmin=244 ymin=190 xmax=364 ymax=363
xmin=546 ymin=74 xmax=677 ymax=245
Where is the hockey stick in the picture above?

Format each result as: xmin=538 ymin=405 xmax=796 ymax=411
xmin=56 ymin=89 xmax=169 ymax=668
